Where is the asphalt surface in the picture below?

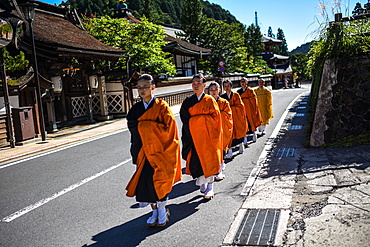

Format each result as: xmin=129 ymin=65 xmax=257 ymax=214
xmin=0 ymin=85 xmax=311 ymax=246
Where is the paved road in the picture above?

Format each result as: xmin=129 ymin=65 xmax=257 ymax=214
xmin=0 ymin=85 xmax=310 ymax=247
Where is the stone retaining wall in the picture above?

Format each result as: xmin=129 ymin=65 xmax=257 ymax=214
xmin=310 ymin=57 xmax=370 ymax=146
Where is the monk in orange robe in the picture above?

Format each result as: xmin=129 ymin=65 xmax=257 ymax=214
xmin=220 ymin=80 xmax=247 ymax=159
xmin=237 ymin=77 xmax=262 ymax=146
xmin=208 ymin=82 xmax=233 ymax=181
xmin=255 ymin=79 xmax=273 ymax=134
xmin=180 ymin=74 xmax=222 ymax=199
xmin=126 ymin=74 xmax=182 ymax=227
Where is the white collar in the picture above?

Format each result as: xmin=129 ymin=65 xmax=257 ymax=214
xmin=227 ymin=92 xmax=232 ymax=99
xmin=197 ymin=92 xmax=204 ymax=101
xmin=143 ymin=96 xmax=155 ymax=110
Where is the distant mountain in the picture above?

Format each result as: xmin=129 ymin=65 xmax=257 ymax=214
xmin=290 ymin=41 xmax=314 ymax=55
xmin=60 ymin=0 xmax=241 ymax=26
xmin=202 ymin=1 xmax=240 ymax=25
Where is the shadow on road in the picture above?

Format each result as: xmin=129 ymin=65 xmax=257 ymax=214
xmin=83 ymin=181 xmax=209 ymax=246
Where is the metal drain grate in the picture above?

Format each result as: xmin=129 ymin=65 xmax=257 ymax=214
xmin=295 ymin=113 xmax=305 ymax=117
xmin=234 ymin=209 xmax=280 ymax=246
xmin=288 ymin=125 xmax=302 ymax=130
xmin=297 ymin=106 xmax=306 ymax=109
xmin=275 ymin=148 xmax=296 ymax=157
xmin=300 ymin=101 xmax=308 ymax=105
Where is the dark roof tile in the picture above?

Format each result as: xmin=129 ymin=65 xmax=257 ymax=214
xmin=164 ymin=35 xmax=211 ymax=53
xmin=26 ymin=1 xmax=124 ymax=54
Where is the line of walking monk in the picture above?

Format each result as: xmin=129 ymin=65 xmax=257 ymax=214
xmin=125 ymin=73 xmax=273 ymax=227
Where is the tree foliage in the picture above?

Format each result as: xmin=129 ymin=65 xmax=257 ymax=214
xmin=289 ymin=53 xmax=309 ymax=81
xmin=60 ymin=0 xmax=117 ymax=17
xmin=276 ymin=28 xmax=288 ymax=56
xmin=352 ymin=2 xmax=365 ymax=15
xmin=60 ymin=0 xmax=241 ymax=26
xmin=2 ymin=48 xmax=29 ymax=75
xmin=307 ymin=6 xmax=370 ymax=140
xmin=197 ymin=18 xmax=244 ymax=74
xmin=179 ymin=0 xmax=206 ymax=44
xmin=82 ymin=15 xmax=176 ymax=75
xmin=244 ymin=23 xmax=264 ymax=57
xmin=267 ymin=26 xmax=275 ymax=38
xmin=202 ymin=1 xmax=239 ymax=25
xmin=192 ymin=18 xmax=269 ymax=75
xmin=290 ymin=42 xmax=314 ymax=55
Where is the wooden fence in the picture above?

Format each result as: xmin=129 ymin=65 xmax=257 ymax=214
xmin=0 ymin=113 xmax=9 ymax=147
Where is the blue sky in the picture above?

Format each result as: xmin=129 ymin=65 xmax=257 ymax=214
xmin=44 ymin=0 xmax=364 ymax=51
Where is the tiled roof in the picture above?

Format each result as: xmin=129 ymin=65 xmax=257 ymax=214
xmin=262 ymin=35 xmax=282 ymax=44
xmin=270 ymin=54 xmax=289 ymax=60
xmin=164 ymin=35 xmax=211 ymax=54
xmin=26 ymin=1 xmax=125 ymax=55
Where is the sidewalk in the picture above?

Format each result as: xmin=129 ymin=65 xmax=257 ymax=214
xmin=223 ymin=94 xmax=370 ymax=246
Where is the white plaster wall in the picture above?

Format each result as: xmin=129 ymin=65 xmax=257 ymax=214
xmin=0 ymin=96 xmax=19 ymax=113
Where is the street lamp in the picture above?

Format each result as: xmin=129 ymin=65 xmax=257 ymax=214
xmin=19 ymin=0 xmax=46 ymax=141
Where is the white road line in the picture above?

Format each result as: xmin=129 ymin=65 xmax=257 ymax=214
xmin=2 ymin=158 xmax=131 ymax=223
xmin=0 ymin=128 xmax=129 ymax=170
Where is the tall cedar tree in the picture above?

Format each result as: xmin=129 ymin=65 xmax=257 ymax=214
xmin=179 ymin=0 xmax=206 ymax=44
xmin=244 ymin=24 xmax=264 ymax=57
xmin=141 ymin=0 xmax=158 ymax=23
xmin=267 ymin=26 xmax=275 ymax=38
xmin=352 ymin=2 xmax=365 ymax=15
xmin=277 ymin=28 xmax=289 ymax=56
xmin=365 ymin=1 xmax=370 ymax=13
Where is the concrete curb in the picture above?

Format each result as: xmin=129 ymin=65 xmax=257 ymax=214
xmin=222 ymin=91 xmax=309 ymax=246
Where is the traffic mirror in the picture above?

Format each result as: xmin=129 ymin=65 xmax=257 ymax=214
xmin=0 ymin=18 xmax=13 ymax=48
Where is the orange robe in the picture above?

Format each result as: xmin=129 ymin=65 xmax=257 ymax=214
xmin=255 ymin=87 xmax=273 ymax=125
xmin=126 ymin=98 xmax=182 ymax=200
xmin=216 ymin=97 xmax=233 ymax=152
xmin=237 ymin=87 xmax=262 ymax=132
xmin=180 ymin=94 xmax=222 ymax=179
xmin=220 ymin=92 xmax=247 ymax=147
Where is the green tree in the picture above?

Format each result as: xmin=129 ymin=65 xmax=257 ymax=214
xmin=198 ymin=18 xmax=253 ymax=74
xmin=61 ymin=0 xmax=241 ymax=27
xmin=2 ymin=48 xmax=29 ymax=74
xmin=179 ymin=0 xmax=206 ymax=44
xmin=364 ymin=1 xmax=370 ymax=13
xmin=244 ymin=23 xmax=264 ymax=56
xmin=289 ymin=53 xmax=309 ymax=82
xmin=141 ymin=0 xmax=159 ymax=23
xmin=352 ymin=2 xmax=365 ymax=15
xmin=276 ymin=28 xmax=289 ymax=56
xmin=267 ymin=26 xmax=275 ymax=38
xmin=83 ymin=15 xmax=176 ymax=75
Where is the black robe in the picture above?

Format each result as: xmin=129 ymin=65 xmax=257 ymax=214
xmin=180 ymin=93 xmax=205 ymax=179
xmin=127 ymin=98 xmax=167 ymax=203
xmin=237 ymin=88 xmax=253 ymax=134
xmin=220 ymin=92 xmax=244 ymax=146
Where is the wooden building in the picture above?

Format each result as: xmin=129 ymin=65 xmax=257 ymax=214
xmin=261 ymin=35 xmax=293 ymax=89
xmin=2 ymin=1 xmax=128 ymax=137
